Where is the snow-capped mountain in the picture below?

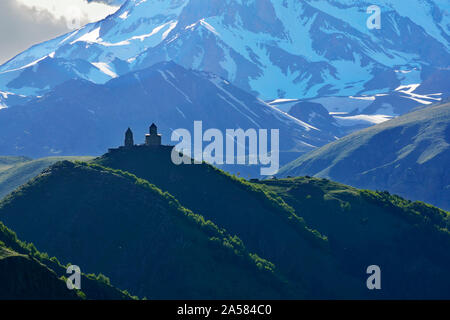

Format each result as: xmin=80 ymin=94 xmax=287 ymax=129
xmin=0 ymin=0 xmax=448 ymax=102
xmin=274 ymin=69 xmax=449 ymax=111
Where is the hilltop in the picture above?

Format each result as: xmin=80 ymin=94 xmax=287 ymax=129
xmin=0 ymin=161 xmax=294 ymax=299
xmin=0 ymin=144 xmax=448 ymax=298
xmin=0 ymin=62 xmax=331 ymax=169
xmin=258 ymin=176 xmax=450 ymax=298
xmin=0 ymin=156 xmax=94 ymax=200
xmin=93 ymin=145 xmax=450 ymax=298
xmin=278 ymin=102 xmax=450 ymax=211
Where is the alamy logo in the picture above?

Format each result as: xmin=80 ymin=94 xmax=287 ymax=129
xmin=66 ymin=265 xmax=81 ymax=290
xmin=171 ymin=121 xmax=280 ymax=176
xmin=367 ymin=5 xmax=381 ymax=30
xmin=366 ymin=265 xmax=381 ymax=290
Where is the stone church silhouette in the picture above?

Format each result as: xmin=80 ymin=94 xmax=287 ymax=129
xmin=109 ymin=123 xmax=164 ymax=152
xmin=145 ymin=123 xmax=162 ymax=147
xmin=124 ymin=123 xmax=161 ymax=148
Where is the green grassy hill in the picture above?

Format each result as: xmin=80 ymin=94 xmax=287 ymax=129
xmin=93 ymin=146 xmax=362 ymax=298
xmin=259 ymin=177 xmax=450 ymax=298
xmin=1 ymin=146 xmax=449 ymax=299
xmin=92 ymin=146 xmax=450 ymax=298
xmin=0 ymin=221 xmax=133 ymax=300
xmin=0 ymin=246 xmax=78 ymax=300
xmin=0 ymin=252 xmax=132 ymax=300
xmin=0 ymin=161 xmax=294 ymax=299
xmin=0 ymin=156 xmax=31 ymax=172
xmin=0 ymin=156 xmax=94 ymax=200
xmin=278 ymin=103 xmax=450 ymax=211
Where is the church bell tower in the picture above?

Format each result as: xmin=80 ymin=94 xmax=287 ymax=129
xmin=124 ymin=128 xmax=134 ymax=148
xmin=145 ymin=123 xmax=162 ymax=146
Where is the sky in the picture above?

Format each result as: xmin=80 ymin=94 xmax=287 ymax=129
xmin=0 ymin=0 xmax=125 ymax=65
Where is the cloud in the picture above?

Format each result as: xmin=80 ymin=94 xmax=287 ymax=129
xmin=16 ymin=0 xmax=121 ymax=24
xmin=88 ymin=0 xmax=126 ymax=4
xmin=0 ymin=0 xmax=121 ymax=65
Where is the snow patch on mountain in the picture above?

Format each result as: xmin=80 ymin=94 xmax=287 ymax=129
xmin=92 ymin=62 xmax=118 ymax=78
xmin=333 ymin=114 xmax=393 ymax=127
xmin=394 ymin=84 xmax=443 ymax=105
xmin=0 ymin=0 xmax=448 ymax=104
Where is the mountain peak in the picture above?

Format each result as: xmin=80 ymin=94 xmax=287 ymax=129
xmin=1 ymin=0 xmax=448 ymax=99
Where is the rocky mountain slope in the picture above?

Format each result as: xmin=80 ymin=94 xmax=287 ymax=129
xmin=0 ymin=62 xmax=336 ymax=172
xmin=0 ymin=0 xmax=448 ymax=102
xmin=278 ymin=102 xmax=450 ymax=211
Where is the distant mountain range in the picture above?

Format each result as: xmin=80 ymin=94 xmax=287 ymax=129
xmin=0 ymin=147 xmax=449 ymax=299
xmin=278 ymin=102 xmax=450 ymax=211
xmin=0 ymin=0 xmax=448 ymax=171
xmin=0 ymin=62 xmax=339 ymax=173
xmin=0 ymin=0 xmax=448 ymax=102
xmin=0 ymin=0 xmax=449 ymax=301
